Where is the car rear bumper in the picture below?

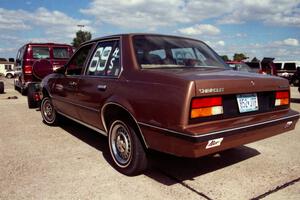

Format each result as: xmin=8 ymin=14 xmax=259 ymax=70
xmin=138 ymin=109 xmax=300 ymax=158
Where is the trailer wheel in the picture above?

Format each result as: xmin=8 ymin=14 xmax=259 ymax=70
xmin=0 ymin=82 xmax=4 ymax=94
xmin=27 ymin=83 xmax=38 ymax=108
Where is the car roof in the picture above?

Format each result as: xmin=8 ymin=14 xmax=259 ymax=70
xmin=81 ymin=33 xmax=205 ymax=46
xmin=26 ymin=43 xmax=72 ymax=47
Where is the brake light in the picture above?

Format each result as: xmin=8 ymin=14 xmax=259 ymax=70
xmin=275 ymin=91 xmax=289 ymax=106
xmin=191 ymin=97 xmax=223 ymax=118
xmin=24 ymin=65 xmax=32 ymax=74
xmin=34 ymin=93 xmax=41 ymax=101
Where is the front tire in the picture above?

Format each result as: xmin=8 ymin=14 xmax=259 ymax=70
xmin=108 ymin=119 xmax=147 ymax=176
xmin=41 ymin=96 xmax=58 ymax=125
xmin=6 ymin=73 xmax=13 ymax=79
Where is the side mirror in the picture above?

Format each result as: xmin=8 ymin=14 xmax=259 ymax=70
xmin=54 ymin=65 xmax=66 ymax=74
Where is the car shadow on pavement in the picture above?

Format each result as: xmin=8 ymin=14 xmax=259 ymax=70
xmin=57 ymin=117 xmax=111 ymax=157
xmin=145 ymin=146 xmax=260 ymax=185
xmin=55 ymin=116 xmax=260 ymax=184
xmin=291 ymin=98 xmax=300 ymax=103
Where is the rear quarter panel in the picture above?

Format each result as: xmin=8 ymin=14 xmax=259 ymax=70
xmin=118 ymin=70 xmax=195 ymax=130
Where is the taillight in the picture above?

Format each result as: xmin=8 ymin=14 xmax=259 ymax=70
xmin=275 ymin=91 xmax=289 ymax=106
xmin=191 ymin=97 xmax=223 ymax=118
xmin=24 ymin=65 xmax=32 ymax=74
xmin=34 ymin=93 xmax=41 ymax=101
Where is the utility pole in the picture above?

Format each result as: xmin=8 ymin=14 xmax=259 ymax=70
xmin=77 ymin=24 xmax=85 ymax=31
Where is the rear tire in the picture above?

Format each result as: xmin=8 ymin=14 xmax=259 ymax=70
xmin=20 ymin=86 xmax=27 ymax=95
xmin=108 ymin=119 xmax=147 ymax=176
xmin=0 ymin=82 xmax=4 ymax=94
xmin=293 ymin=78 xmax=299 ymax=86
xmin=6 ymin=73 xmax=13 ymax=79
xmin=40 ymin=96 xmax=58 ymax=125
xmin=27 ymin=83 xmax=38 ymax=108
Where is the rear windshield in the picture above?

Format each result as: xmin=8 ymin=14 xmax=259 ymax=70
xmin=133 ymin=35 xmax=227 ymax=69
xmin=53 ymin=47 xmax=70 ymax=59
xmin=32 ymin=47 xmax=50 ymax=59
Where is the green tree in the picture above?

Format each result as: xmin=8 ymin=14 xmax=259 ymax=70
xmin=233 ymin=53 xmax=248 ymax=62
xmin=72 ymin=30 xmax=92 ymax=49
xmin=220 ymin=55 xmax=229 ymax=62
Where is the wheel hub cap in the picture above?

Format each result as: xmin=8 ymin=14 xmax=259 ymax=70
xmin=110 ymin=123 xmax=132 ymax=166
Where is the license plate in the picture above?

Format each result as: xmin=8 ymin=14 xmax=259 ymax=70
xmin=237 ymin=93 xmax=259 ymax=113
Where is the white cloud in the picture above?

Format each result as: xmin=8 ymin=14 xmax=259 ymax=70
xmin=282 ymin=38 xmax=299 ymax=46
xmin=273 ymin=38 xmax=299 ymax=46
xmin=217 ymin=38 xmax=300 ymax=61
xmin=81 ymin=0 xmax=300 ymax=29
xmin=236 ymin=33 xmax=247 ymax=37
xmin=0 ymin=7 xmax=94 ymax=58
xmin=81 ymin=0 xmax=189 ymax=30
xmin=217 ymin=40 xmax=225 ymax=46
xmin=178 ymin=24 xmax=220 ymax=36
xmin=0 ymin=47 xmax=17 ymax=56
xmin=0 ymin=8 xmax=31 ymax=30
xmin=217 ymin=0 xmax=300 ymax=27
xmin=0 ymin=7 xmax=93 ymax=40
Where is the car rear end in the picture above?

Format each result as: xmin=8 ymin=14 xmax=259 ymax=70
xmin=131 ymin=34 xmax=299 ymax=158
xmin=15 ymin=43 xmax=73 ymax=91
xmin=184 ymin=73 xmax=298 ymax=156
xmin=139 ymin=70 xmax=299 ymax=158
xmin=20 ymin=43 xmax=73 ymax=108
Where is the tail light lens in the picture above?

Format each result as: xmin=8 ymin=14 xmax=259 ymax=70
xmin=24 ymin=65 xmax=32 ymax=74
xmin=275 ymin=91 xmax=289 ymax=106
xmin=34 ymin=93 xmax=41 ymax=101
xmin=191 ymin=97 xmax=223 ymax=118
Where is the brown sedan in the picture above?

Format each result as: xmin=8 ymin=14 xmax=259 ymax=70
xmin=40 ymin=34 xmax=299 ymax=176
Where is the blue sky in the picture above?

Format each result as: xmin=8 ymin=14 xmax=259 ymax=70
xmin=0 ymin=0 xmax=299 ymax=61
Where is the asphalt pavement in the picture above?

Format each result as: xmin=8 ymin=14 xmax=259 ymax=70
xmin=0 ymin=77 xmax=299 ymax=200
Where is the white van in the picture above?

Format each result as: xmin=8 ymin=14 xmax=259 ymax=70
xmin=274 ymin=61 xmax=300 ymax=79
xmin=0 ymin=61 xmax=15 ymax=78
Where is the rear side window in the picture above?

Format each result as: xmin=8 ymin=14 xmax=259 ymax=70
xmin=283 ymin=63 xmax=296 ymax=70
xmin=32 ymin=47 xmax=50 ymax=59
xmin=5 ymin=65 xmax=12 ymax=70
xmin=66 ymin=44 xmax=94 ymax=76
xmin=87 ymin=40 xmax=121 ymax=77
xmin=53 ymin=47 xmax=70 ymax=59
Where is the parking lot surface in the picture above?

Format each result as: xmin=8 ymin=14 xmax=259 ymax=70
xmin=0 ymin=77 xmax=299 ymax=200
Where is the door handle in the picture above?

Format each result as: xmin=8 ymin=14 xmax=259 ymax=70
xmin=68 ymin=81 xmax=77 ymax=87
xmin=97 ymin=84 xmax=107 ymax=91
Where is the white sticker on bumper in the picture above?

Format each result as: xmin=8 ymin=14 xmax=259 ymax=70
xmin=206 ymin=138 xmax=224 ymax=149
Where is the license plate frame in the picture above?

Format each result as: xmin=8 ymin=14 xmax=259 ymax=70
xmin=236 ymin=93 xmax=259 ymax=113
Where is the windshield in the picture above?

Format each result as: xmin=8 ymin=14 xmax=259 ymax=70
xmin=53 ymin=47 xmax=70 ymax=59
xmin=133 ymin=35 xmax=227 ymax=69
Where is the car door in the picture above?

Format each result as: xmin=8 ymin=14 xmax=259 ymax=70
xmin=75 ymin=39 xmax=122 ymax=131
xmin=52 ymin=43 xmax=95 ymax=120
